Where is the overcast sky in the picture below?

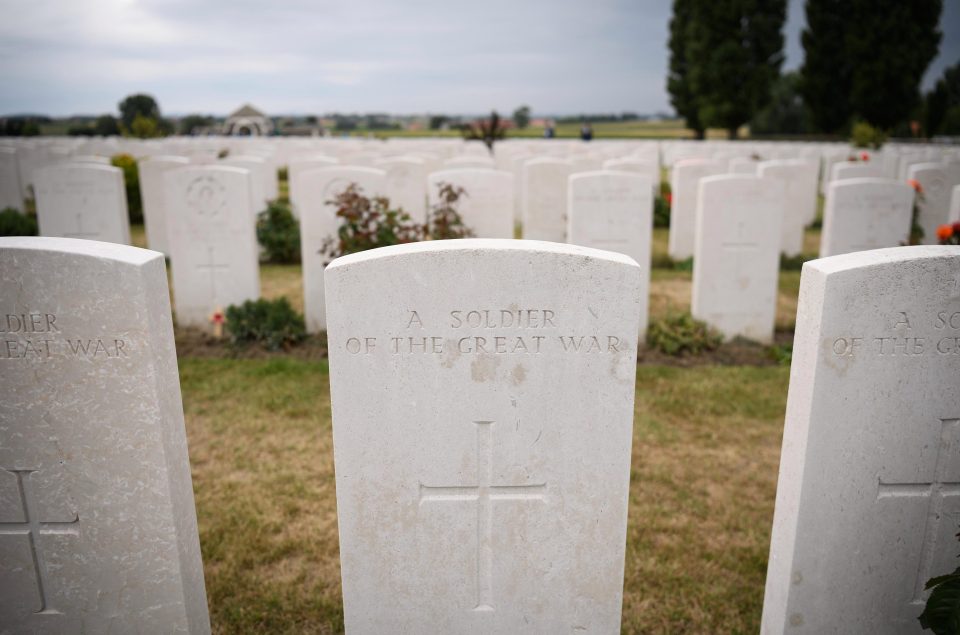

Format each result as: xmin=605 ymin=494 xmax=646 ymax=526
xmin=1 ymin=0 xmax=958 ymax=117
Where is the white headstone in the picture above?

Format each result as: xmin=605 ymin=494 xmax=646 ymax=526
xmin=0 ymin=147 xmax=22 ymax=212
xmin=668 ymin=159 xmax=725 ymax=260
xmin=219 ymin=155 xmax=270 ymax=211
xmin=326 ymin=239 xmax=640 ymax=633
xmin=34 ymin=164 xmax=130 ymax=245
xmin=601 ymin=158 xmax=659 ymax=192
xmin=692 ymin=174 xmax=784 ymax=343
xmin=909 ymin=164 xmax=953 ymax=245
xmin=820 ymin=178 xmax=914 ymax=257
xmin=0 ymin=237 xmax=210 ymax=633
xmin=758 ymin=160 xmax=819 ymax=256
xmin=762 ymin=245 xmax=960 ymax=634
xmin=164 ymin=166 xmax=260 ymax=326
xmin=139 ymin=156 xmax=190 ymax=255
xmin=444 ymin=156 xmax=495 ymax=170
xmin=427 ymin=169 xmax=514 ymax=239
xmin=522 ymin=158 xmax=574 ymax=242
xmin=298 ymin=166 xmax=387 ymax=332
xmin=375 ymin=156 xmax=428 ymax=221
xmin=289 ymin=156 xmax=339 ymax=218
xmin=728 ymin=157 xmax=759 ymax=175
xmin=951 ymin=184 xmax=960 ymax=223
xmin=567 ymin=170 xmax=652 ymax=335
xmin=831 ymin=161 xmax=883 ymax=182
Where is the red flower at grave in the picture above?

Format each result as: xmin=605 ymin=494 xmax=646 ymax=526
xmin=210 ymin=310 xmax=225 ymax=325
xmin=665 ymin=193 xmax=673 ymax=206
xmin=908 ymin=179 xmax=924 ymax=194
xmin=860 ymin=152 xmax=870 ymax=162
xmin=938 ymin=225 xmax=954 ymax=241
xmin=953 ymin=222 xmax=960 ymax=234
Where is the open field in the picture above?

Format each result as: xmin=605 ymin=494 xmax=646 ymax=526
xmin=182 ymin=358 xmax=788 ymax=634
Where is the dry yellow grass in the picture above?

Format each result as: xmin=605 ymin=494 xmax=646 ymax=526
xmin=181 ymin=359 xmax=788 ymax=633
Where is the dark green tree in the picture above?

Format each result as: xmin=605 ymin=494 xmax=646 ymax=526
xmin=460 ymin=111 xmax=507 ymax=151
xmin=925 ymin=61 xmax=960 ymax=136
xmin=801 ymin=0 xmax=942 ymax=133
xmin=666 ymin=0 xmax=705 ymax=139
xmin=686 ymin=0 xmax=787 ymax=139
xmin=847 ymin=0 xmax=941 ymax=131
xmin=750 ymin=71 xmax=809 ymax=135
xmin=94 ymin=115 xmax=119 ymax=136
xmin=800 ymin=0 xmax=852 ymax=134
xmin=179 ymin=114 xmax=213 ymax=135
xmin=118 ymin=94 xmax=162 ymax=130
xmin=513 ymin=105 xmax=531 ymax=129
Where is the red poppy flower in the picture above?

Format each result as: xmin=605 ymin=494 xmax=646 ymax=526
xmin=860 ymin=152 xmax=870 ymax=162
xmin=907 ymin=179 xmax=923 ymax=194
xmin=210 ymin=311 xmax=225 ymax=325
xmin=665 ymin=193 xmax=673 ymax=206
xmin=937 ymin=225 xmax=954 ymax=241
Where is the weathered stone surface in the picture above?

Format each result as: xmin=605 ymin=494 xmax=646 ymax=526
xmin=668 ymin=159 xmax=724 ymax=260
xmin=758 ymin=160 xmax=819 ymax=257
xmin=326 ymin=239 xmax=640 ymax=633
xmin=164 ymin=165 xmax=260 ymax=326
xmin=692 ymin=174 xmax=784 ymax=343
xmin=762 ymin=245 xmax=960 ymax=634
xmin=522 ymin=158 xmax=574 ymax=242
xmin=0 ymin=237 xmax=210 ymax=634
xmin=34 ymin=164 xmax=130 ymax=245
xmin=567 ymin=170 xmax=652 ymax=335
xmin=820 ymin=178 xmax=914 ymax=257
xmin=139 ymin=156 xmax=190 ymax=255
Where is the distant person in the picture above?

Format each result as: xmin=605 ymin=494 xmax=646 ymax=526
xmin=580 ymin=123 xmax=593 ymax=141
xmin=544 ymin=120 xmax=556 ymax=139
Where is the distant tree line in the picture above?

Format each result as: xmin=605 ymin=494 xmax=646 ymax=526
xmin=667 ymin=0 xmax=951 ymax=138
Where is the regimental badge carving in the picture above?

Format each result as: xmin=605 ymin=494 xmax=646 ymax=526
xmin=186 ymin=176 xmax=227 ymax=218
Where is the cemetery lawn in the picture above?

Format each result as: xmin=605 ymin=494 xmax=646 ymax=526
xmin=180 ymin=358 xmax=788 ymax=634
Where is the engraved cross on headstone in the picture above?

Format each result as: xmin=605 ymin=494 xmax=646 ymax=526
xmin=196 ymin=246 xmax=229 ymax=300
xmin=877 ymin=418 xmax=960 ymax=604
xmin=63 ymin=213 xmax=97 ymax=239
xmin=419 ymin=421 xmax=546 ymax=612
xmin=0 ymin=468 xmax=80 ymax=615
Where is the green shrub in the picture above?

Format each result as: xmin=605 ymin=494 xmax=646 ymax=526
xmin=646 ymin=313 xmax=723 ymax=356
xmin=111 ymin=154 xmax=142 ymax=223
xmin=767 ymin=343 xmax=793 ymax=366
xmin=257 ymin=201 xmax=301 ymax=264
xmin=320 ymin=183 xmax=425 ymax=263
xmin=654 ymin=180 xmax=672 ymax=228
xmin=225 ymin=298 xmax=306 ymax=351
xmin=780 ymin=253 xmax=810 ymax=271
xmin=428 ymin=182 xmax=474 ymax=239
xmin=277 ymin=166 xmax=288 ymax=182
xmin=0 ymin=208 xmax=38 ymax=236
xmin=850 ymin=121 xmax=887 ymax=149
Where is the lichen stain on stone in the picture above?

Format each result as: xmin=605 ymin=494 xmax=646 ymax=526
xmin=470 ymin=354 xmax=500 ymax=383
xmin=440 ymin=338 xmax=461 ymax=369
xmin=510 ymin=364 xmax=527 ymax=386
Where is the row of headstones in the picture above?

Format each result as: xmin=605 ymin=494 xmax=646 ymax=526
xmin=2 ymin=236 xmax=957 ymax=633
xmin=4 ymin=134 xmax=956 ymax=212
xmin=23 ymin=155 xmax=960 ymax=347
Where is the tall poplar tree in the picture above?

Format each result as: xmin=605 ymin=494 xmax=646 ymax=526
xmin=799 ymin=0 xmax=851 ymax=134
xmin=667 ymin=0 xmax=705 ymax=139
xmin=682 ymin=0 xmax=787 ymax=139
xmin=801 ymin=0 xmax=942 ymax=133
